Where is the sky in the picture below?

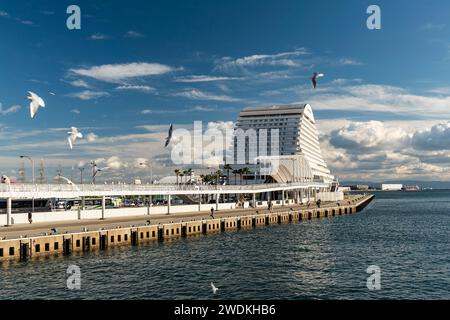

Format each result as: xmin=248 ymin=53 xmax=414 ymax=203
xmin=1 ymin=0 xmax=450 ymax=183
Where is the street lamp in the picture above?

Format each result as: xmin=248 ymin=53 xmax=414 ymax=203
xmin=79 ymin=167 xmax=85 ymax=184
xmin=20 ymin=155 xmax=35 ymax=212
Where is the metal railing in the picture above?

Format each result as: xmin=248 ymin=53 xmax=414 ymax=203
xmin=0 ymin=181 xmax=328 ymax=194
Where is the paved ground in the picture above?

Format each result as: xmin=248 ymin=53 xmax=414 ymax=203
xmin=0 ymin=196 xmax=359 ymax=240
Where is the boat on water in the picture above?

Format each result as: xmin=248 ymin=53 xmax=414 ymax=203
xmin=401 ymin=184 xmax=420 ymax=191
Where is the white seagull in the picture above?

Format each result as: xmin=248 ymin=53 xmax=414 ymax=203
xmin=67 ymin=127 xmax=83 ymax=149
xmin=27 ymin=91 xmax=45 ymax=119
xmin=1 ymin=175 xmax=11 ymax=184
xmin=54 ymin=176 xmax=79 ymax=190
xmin=311 ymin=72 xmax=324 ymax=89
xmin=164 ymin=124 xmax=173 ymax=148
xmin=211 ymin=282 xmax=219 ymax=294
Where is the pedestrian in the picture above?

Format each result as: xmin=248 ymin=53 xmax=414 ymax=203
xmin=28 ymin=211 xmax=33 ymax=224
xmin=210 ymin=207 xmax=215 ymax=219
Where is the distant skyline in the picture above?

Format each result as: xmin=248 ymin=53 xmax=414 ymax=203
xmin=1 ymin=0 xmax=450 ymax=182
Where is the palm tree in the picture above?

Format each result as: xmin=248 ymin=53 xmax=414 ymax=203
xmin=184 ymin=168 xmax=193 ymax=184
xmin=179 ymin=172 xmax=184 ymax=184
xmin=241 ymin=167 xmax=251 ymax=185
xmin=215 ymin=170 xmax=224 ymax=185
xmin=174 ymin=169 xmax=180 ymax=185
xmin=223 ymin=164 xmax=232 ymax=184
xmin=232 ymin=169 xmax=239 ymax=185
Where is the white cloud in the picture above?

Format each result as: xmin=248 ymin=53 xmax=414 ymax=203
xmin=86 ymin=132 xmax=98 ymax=142
xmin=68 ymin=90 xmax=110 ymax=100
xmin=411 ymin=122 xmax=450 ymax=150
xmin=338 ymin=58 xmax=363 ymax=66
xmin=70 ymin=62 xmax=175 ymax=83
xmin=0 ymin=104 xmax=21 ymax=115
xmin=90 ymin=33 xmax=110 ymax=40
xmin=70 ymin=109 xmax=81 ymax=114
xmin=124 ymin=31 xmax=144 ymax=38
xmin=68 ymin=79 xmax=90 ymax=88
xmin=173 ymin=89 xmax=240 ymax=102
xmin=116 ymin=85 xmax=155 ymax=92
xmin=215 ymin=48 xmax=309 ymax=72
xmin=174 ymin=75 xmax=242 ymax=83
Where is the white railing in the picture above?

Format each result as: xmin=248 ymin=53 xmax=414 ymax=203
xmin=0 ymin=181 xmax=328 ymax=194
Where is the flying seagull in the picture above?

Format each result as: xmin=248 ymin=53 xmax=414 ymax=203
xmin=27 ymin=91 xmax=45 ymax=119
xmin=211 ymin=282 xmax=219 ymax=294
xmin=311 ymin=72 xmax=324 ymax=89
xmin=54 ymin=176 xmax=80 ymax=190
xmin=164 ymin=124 xmax=173 ymax=148
xmin=67 ymin=127 xmax=83 ymax=149
xmin=49 ymin=92 xmax=56 ymax=96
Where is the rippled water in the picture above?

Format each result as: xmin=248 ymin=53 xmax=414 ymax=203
xmin=1 ymin=191 xmax=449 ymax=300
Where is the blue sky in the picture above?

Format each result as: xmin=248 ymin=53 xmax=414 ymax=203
xmin=1 ymin=0 xmax=450 ymax=182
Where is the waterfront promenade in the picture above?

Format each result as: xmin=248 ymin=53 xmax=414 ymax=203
xmin=0 ymin=195 xmax=372 ymax=241
xmin=0 ymin=194 xmax=374 ymax=262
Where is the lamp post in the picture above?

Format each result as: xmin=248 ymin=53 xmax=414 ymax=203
xmin=79 ymin=167 xmax=85 ymax=184
xmin=20 ymin=155 xmax=35 ymax=212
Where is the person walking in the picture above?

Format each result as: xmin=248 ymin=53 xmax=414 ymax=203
xmin=210 ymin=207 xmax=215 ymax=219
xmin=28 ymin=211 xmax=33 ymax=224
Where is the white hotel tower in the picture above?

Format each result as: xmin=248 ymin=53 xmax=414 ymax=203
xmin=232 ymin=104 xmax=336 ymax=188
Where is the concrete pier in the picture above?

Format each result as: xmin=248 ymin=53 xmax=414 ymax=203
xmin=0 ymin=194 xmax=374 ymax=262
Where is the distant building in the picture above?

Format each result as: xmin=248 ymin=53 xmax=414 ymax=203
xmin=231 ymin=104 xmax=336 ymax=189
xmin=381 ymin=184 xmax=403 ymax=191
xmin=355 ymin=185 xmax=369 ymax=191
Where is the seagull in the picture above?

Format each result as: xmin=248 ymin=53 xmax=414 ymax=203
xmin=54 ymin=176 xmax=80 ymax=190
xmin=311 ymin=72 xmax=324 ymax=89
xmin=211 ymin=282 xmax=219 ymax=294
xmin=164 ymin=124 xmax=173 ymax=148
xmin=1 ymin=175 xmax=10 ymax=184
xmin=49 ymin=92 xmax=56 ymax=96
xmin=67 ymin=127 xmax=83 ymax=149
xmin=27 ymin=91 xmax=45 ymax=119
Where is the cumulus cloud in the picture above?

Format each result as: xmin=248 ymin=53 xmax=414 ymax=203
xmin=320 ymin=119 xmax=450 ymax=181
xmin=328 ymin=121 xmax=409 ymax=151
xmin=411 ymin=122 xmax=450 ymax=150
xmin=69 ymin=62 xmax=175 ymax=83
xmin=86 ymin=132 xmax=98 ymax=142
xmin=70 ymin=109 xmax=80 ymax=114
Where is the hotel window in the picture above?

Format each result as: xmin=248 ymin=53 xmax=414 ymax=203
xmin=118 ymin=235 xmax=121 ymax=242
xmin=35 ymin=244 xmax=40 ymax=253
xmin=92 ymin=238 xmax=96 ymax=246
xmin=9 ymin=247 xmax=14 ymax=256
xmin=45 ymin=243 xmax=50 ymax=252
xmin=76 ymin=240 xmax=81 ymax=247
xmin=0 ymin=248 xmax=3 ymax=257
xmin=140 ymin=232 xmax=144 ymax=239
xmin=110 ymin=236 xmax=114 ymax=243
xmin=147 ymin=231 xmax=150 ymax=238
xmin=124 ymin=234 xmax=128 ymax=241
xmin=54 ymin=242 xmax=59 ymax=250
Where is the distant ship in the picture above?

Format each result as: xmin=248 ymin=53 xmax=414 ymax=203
xmin=402 ymin=184 xmax=420 ymax=191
